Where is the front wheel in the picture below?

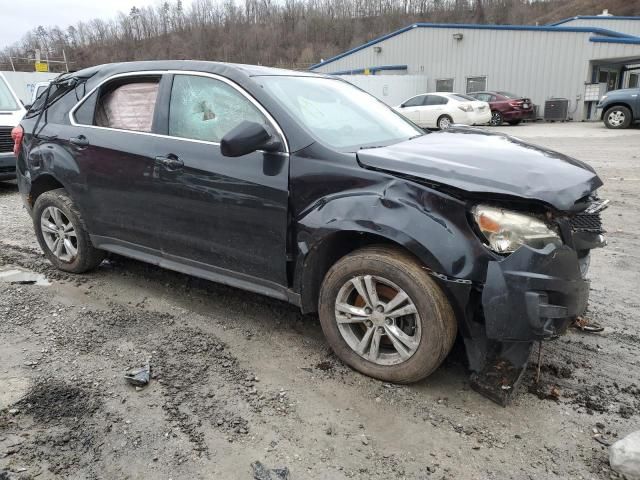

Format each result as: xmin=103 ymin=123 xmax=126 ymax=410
xmin=603 ymin=106 xmax=632 ymax=129
xmin=318 ymin=246 xmax=457 ymax=384
xmin=33 ymin=189 xmax=105 ymax=273
xmin=490 ymin=111 xmax=503 ymax=126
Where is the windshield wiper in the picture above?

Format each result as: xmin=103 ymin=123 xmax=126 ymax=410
xmin=359 ymin=145 xmax=387 ymax=150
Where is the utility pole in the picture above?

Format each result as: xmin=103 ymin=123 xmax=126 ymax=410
xmin=62 ymin=49 xmax=68 ymax=72
xmin=8 ymin=56 xmax=15 ymax=72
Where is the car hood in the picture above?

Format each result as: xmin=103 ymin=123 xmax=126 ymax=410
xmin=356 ymin=127 xmax=602 ymax=211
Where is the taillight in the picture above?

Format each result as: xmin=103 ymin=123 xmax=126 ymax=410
xmin=11 ymin=125 xmax=23 ymax=156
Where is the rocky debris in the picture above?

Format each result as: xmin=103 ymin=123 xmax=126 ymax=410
xmin=251 ymin=461 xmax=290 ymax=480
xmin=610 ymin=430 xmax=640 ymax=480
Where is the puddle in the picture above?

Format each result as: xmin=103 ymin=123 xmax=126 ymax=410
xmin=0 ymin=266 xmax=50 ymax=286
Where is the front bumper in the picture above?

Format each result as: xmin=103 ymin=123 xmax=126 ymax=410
xmin=460 ymin=243 xmax=591 ymax=405
xmin=0 ymin=152 xmax=16 ymax=180
xmin=482 ymin=244 xmax=588 ymax=341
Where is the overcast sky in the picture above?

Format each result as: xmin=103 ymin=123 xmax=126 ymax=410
xmin=0 ymin=0 xmax=165 ymax=49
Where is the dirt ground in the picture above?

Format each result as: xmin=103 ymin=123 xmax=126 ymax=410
xmin=1 ymin=121 xmax=639 ymax=480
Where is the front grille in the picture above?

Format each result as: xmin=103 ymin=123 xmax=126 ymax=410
xmin=0 ymin=127 xmax=13 ymax=153
xmin=570 ymin=211 xmax=604 ymax=234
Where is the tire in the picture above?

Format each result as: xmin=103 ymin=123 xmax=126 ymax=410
xmin=490 ymin=111 xmax=503 ymax=126
xmin=508 ymin=119 xmax=522 ymax=126
xmin=318 ymin=246 xmax=457 ymax=384
xmin=437 ymin=115 xmax=453 ymax=130
xmin=603 ymin=106 xmax=632 ymax=129
xmin=33 ymin=188 xmax=105 ymax=273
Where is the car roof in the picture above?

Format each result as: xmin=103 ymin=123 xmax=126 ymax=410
xmin=69 ymin=60 xmax=324 ymax=83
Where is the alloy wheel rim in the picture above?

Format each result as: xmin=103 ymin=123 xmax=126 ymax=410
xmin=608 ymin=111 xmax=625 ymax=127
xmin=439 ymin=117 xmax=451 ymax=129
xmin=40 ymin=206 xmax=78 ymax=262
xmin=491 ymin=112 xmax=501 ymax=125
xmin=334 ymin=275 xmax=421 ymax=366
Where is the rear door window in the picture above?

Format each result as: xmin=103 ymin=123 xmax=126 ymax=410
xmin=168 ymin=74 xmax=268 ymax=143
xmin=426 ymin=95 xmax=448 ymax=106
xmin=95 ymin=81 xmax=159 ymax=132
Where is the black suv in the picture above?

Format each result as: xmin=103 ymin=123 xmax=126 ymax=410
xmin=14 ymin=61 xmax=607 ymax=404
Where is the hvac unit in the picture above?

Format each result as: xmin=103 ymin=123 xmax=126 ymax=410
xmin=544 ymin=98 xmax=569 ymax=121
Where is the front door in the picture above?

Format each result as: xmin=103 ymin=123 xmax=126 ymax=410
xmin=399 ymin=95 xmax=426 ymax=125
xmin=149 ymin=73 xmax=290 ymax=285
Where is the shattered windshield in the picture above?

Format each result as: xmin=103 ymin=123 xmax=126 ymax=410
xmin=258 ymin=76 xmax=422 ymax=151
xmin=0 ymin=76 xmax=19 ymax=111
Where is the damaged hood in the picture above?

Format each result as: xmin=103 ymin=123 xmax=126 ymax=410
xmin=357 ymin=127 xmax=602 ymax=211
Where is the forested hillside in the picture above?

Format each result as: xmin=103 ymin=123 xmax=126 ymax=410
xmin=2 ymin=0 xmax=639 ymax=72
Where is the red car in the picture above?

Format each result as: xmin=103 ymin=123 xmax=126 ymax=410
xmin=469 ymin=91 xmax=533 ymax=126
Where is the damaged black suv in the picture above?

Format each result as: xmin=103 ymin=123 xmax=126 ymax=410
xmin=14 ymin=61 xmax=607 ymax=403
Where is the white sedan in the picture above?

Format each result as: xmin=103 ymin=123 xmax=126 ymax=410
xmin=394 ymin=92 xmax=491 ymax=130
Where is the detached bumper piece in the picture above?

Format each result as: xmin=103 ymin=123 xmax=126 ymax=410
xmin=483 ymin=244 xmax=588 ymax=341
xmin=470 ymin=244 xmax=589 ymax=406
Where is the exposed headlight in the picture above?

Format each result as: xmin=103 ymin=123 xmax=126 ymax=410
xmin=472 ymin=205 xmax=562 ymax=254
xmin=458 ymin=104 xmax=473 ymax=112
xmin=599 ymin=95 xmax=607 ymax=103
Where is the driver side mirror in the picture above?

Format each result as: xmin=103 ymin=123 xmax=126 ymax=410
xmin=220 ymin=121 xmax=282 ymax=157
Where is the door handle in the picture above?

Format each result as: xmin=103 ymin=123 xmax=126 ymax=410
xmin=69 ymin=135 xmax=89 ymax=147
xmin=155 ymin=155 xmax=184 ymax=170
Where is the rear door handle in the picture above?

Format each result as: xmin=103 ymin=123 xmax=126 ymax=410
xmin=69 ymin=135 xmax=89 ymax=147
xmin=155 ymin=155 xmax=184 ymax=170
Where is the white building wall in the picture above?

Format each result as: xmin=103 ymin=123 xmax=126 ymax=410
xmin=555 ymin=18 xmax=640 ymax=37
xmin=312 ymin=27 xmax=640 ymax=120
xmin=339 ymin=74 xmax=429 ymax=106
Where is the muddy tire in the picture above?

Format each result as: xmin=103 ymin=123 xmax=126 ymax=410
xmin=603 ymin=106 xmax=632 ymax=129
xmin=33 ymin=189 xmax=105 ymax=273
xmin=318 ymin=246 xmax=457 ymax=384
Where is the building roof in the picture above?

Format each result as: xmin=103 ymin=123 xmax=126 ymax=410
xmin=548 ymin=15 xmax=640 ymax=26
xmin=310 ymin=22 xmax=640 ymax=71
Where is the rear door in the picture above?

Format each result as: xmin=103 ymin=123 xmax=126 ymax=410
xmin=67 ymin=73 xmax=169 ymax=250
xmin=147 ymin=72 xmax=290 ymax=285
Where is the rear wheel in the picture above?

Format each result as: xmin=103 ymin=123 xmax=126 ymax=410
xmin=437 ymin=115 xmax=453 ymax=130
xmin=318 ymin=246 xmax=457 ymax=384
xmin=490 ymin=111 xmax=503 ymax=126
xmin=604 ymin=106 xmax=632 ymax=129
xmin=33 ymin=189 xmax=105 ymax=273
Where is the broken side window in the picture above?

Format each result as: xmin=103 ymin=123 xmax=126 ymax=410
xmin=95 ymin=81 xmax=159 ymax=132
xmin=168 ymin=75 xmax=267 ymax=143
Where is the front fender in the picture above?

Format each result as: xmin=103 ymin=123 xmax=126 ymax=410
xmin=296 ymin=179 xmax=490 ymax=280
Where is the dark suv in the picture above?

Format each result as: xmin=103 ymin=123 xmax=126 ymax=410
xmin=14 ymin=61 xmax=607 ymax=404
xmin=597 ymin=88 xmax=640 ymax=129
xmin=470 ymin=91 xmax=534 ymax=126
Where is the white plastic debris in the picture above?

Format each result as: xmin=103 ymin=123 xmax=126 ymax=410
xmin=610 ymin=430 xmax=640 ymax=480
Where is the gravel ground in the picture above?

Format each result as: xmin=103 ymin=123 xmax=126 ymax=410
xmin=1 ymin=121 xmax=639 ymax=479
